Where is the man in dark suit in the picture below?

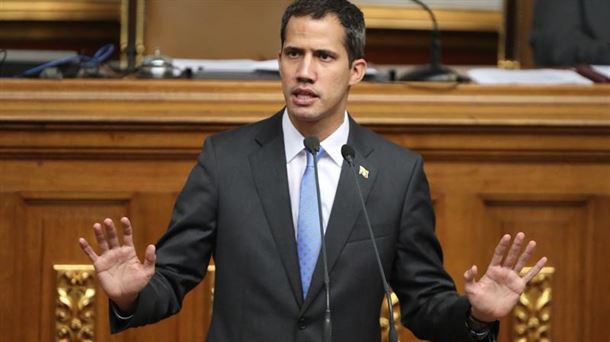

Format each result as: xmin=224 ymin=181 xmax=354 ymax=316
xmin=79 ymin=1 xmax=547 ymax=341
xmin=530 ymin=0 xmax=610 ymax=66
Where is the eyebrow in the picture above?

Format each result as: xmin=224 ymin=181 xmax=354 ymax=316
xmin=283 ymin=46 xmax=338 ymax=57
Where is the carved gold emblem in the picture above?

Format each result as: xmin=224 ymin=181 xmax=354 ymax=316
xmin=54 ymin=265 xmax=96 ymax=342
xmin=514 ymin=266 xmax=554 ymax=342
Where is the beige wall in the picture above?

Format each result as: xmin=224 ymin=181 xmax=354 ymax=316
xmin=145 ymin=0 xmax=292 ymax=60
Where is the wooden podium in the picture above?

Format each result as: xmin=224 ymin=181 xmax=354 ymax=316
xmin=1 ymin=79 xmax=608 ymax=341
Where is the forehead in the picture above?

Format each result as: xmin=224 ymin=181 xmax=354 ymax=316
xmin=283 ymin=14 xmax=347 ymax=52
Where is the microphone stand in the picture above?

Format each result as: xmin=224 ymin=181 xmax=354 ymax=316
xmin=304 ymin=137 xmax=332 ymax=342
xmin=399 ymin=0 xmax=466 ymax=82
xmin=342 ymin=145 xmax=398 ymax=342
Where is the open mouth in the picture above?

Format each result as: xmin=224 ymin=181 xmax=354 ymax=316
xmin=292 ymin=88 xmax=319 ymax=105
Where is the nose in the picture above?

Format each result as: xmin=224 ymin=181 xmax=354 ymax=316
xmin=296 ymin=55 xmax=315 ymax=83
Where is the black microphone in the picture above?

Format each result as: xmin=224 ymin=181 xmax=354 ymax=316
xmin=303 ymin=136 xmax=332 ymax=342
xmin=399 ymin=0 xmax=467 ymax=82
xmin=341 ymin=144 xmax=398 ymax=342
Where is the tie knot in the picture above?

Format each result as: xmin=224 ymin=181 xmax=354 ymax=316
xmin=306 ymin=147 xmax=324 ymax=167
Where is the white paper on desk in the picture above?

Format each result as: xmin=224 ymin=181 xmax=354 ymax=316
xmin=173 ymin=59 xmax=260 ymax=72
xmin=591 ymin=65 xmax=610 ymax=78
xmin=468 ymin=68 xmax=593 ymax=85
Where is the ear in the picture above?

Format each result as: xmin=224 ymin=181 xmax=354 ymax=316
xmin=349 ymin=58 xmax=367 ymax=86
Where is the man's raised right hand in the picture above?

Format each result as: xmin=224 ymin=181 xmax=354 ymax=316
xmin=79 ymin=217 xmax=156 ymax=314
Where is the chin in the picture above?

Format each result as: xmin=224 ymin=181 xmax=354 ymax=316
xmin=287 ymin=106 xmax=321 ymax=122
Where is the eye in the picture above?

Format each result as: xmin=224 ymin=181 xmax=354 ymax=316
xmin=318 ymin=52 xmax=333 ymax=61
xmin=284 ymin=49 xmax=301 ymax=58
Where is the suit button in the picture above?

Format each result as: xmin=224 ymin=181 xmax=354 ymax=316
xmin=298 ymin=318 xmax=307 ymax=330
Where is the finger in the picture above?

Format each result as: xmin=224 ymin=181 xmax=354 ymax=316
xmin=513 ymin=240 xmax=536 ymax=272
xmin=143 ymin=244 xmax=157 ymax=271
xmin=104 ymin=218 xmax=120 ymax=249
xmin=79 ymin=238 xmax=99 ymax=263
xmin=523 ymin=257 xmax=548 ymax=283
xmin=120 ymin=217 xmax=134 ymax=247
xmin=93 ymin=223 xmax=109 ymax=252
xmin=464 ymin=265 xmax=478 ymax=285
xmin=503 ymin=232 xmax=525 ymax=268
xmin=489 ymin=234 xmax=511 ymax=268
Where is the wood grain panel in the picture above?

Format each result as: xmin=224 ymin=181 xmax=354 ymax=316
xmin=483 ymin=196 xmax=588 ymax=342
xmin=28 ymin=196 xmax=127 ymax=341
xmin=0 ymin=194 xmax=27 ymax=342
xmin=584 ymin=197 xmax=610 ymax=342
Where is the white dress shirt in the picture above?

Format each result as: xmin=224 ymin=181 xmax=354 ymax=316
xmin=282 ymin=109 xmax=349 ymax=237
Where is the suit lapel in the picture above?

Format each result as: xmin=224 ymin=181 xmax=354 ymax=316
xmin=249 ymin=112 xmax=303 ymax=307
xmin=300 ymin=118 xmax=378 ymax=313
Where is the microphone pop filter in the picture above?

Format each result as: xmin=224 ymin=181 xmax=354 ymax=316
xmin=304 ymin=136 xmax=320 ymax=154
xmin=341 ymin=144 xmax=355 ymax=164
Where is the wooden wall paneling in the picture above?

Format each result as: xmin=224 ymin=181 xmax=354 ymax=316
xmin=430 ymin=192 xmax=489 ymax=292
xmin=482 ymin=195 xmax=588 ymax=342
xmin=586 ymin=197 xmax=610 ymax=342
xmin=0 ymin=173 xmax=211 ymax=341
xmin=0 ymin=194 xmax=26 ymax=341
xmin=144 ymin=1 xmax=290 ymax=60
xmin=425 ymin=159 xmax=610 ymax=341
xmin=0 ymin=159 xmax=194 ymax=194
xmin=15 ymin=193 xmax=44 ymax=342
xmin=24 ymin=193 xmax=128 ymax=341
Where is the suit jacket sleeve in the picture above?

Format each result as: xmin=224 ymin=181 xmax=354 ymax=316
xmin=530 ymin=0 xmax=610 ymax=66
xmin=110 ymin=137 xmax=219 ymax=333
xmin=390 ymin=155 xmax=496 ymax=342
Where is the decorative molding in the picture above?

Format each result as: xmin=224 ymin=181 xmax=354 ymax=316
xmin=23 ymin=193 xmax=131 ymax=206
xmin=54 ymin=265 xmax=96 ymax=342
xmin=0 ymin=0 xmax=120 ymax=21
xmin=483 ymin=195 xmax=589 ymax=208
xmin=207 ymin=264 xmax=216 ymax=317
xmin=514 ymin=266 xmax=554 ymax=342
xmin=1 ymin=80 xmax=608 ymax=127
xmin=1 ymin=80 xmax=608 ymax=161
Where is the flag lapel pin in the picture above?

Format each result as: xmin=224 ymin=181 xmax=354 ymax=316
xmin=359 ymin=165 xmax=369 ymax=179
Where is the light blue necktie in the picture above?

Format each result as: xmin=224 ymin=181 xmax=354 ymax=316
xmin=297 ymin=148 xmax=324 ymax=299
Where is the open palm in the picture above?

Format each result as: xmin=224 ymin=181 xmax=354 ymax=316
xmin=79 ymin=217 xmax=156 ymax=312
xmin=464 ymin=233 xmax=547 ymax=322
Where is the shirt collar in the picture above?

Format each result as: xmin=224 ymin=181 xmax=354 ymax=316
xmin=282 ymin=108 xmax=349 ymax=166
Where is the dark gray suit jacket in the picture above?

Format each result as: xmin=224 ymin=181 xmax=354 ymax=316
xmin=110 ymin=111 xmax=481 ymax=341
xmin=530 ymin=0 xmax=610 ymax=66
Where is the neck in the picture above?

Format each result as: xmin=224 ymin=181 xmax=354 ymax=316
xmin=289 ymin=114 xmax=343 ymax=141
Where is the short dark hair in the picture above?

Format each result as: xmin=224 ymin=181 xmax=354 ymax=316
xmin=280 ymin=0 xmax=366 ymax=66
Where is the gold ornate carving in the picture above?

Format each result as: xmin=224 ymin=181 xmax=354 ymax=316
xmin=514 ymin=267 xmax=554 ymax=342
xmin=207 ymin=264 xmax=216 ymax=317
xmin=54 ymin=265 xmax=96 ymax=342
xmin=380 ymin=291 xmax=404 ymax=342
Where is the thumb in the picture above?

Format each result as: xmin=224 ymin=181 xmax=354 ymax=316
xmin=143 ymin=244 xmax=156 ymax=271
xmin=464 ymin=265 xmax=478 ymax=289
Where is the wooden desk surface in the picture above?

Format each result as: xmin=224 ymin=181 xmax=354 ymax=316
xmin=1 ymin=79 xmax=609 ymax=126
